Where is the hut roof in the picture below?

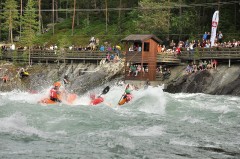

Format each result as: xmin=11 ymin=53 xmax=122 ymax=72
xmin=121 ymin=34 xmax=162 ymax=43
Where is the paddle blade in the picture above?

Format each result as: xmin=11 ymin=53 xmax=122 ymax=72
xmin=102 ymin=86 xmax=110 ymax=95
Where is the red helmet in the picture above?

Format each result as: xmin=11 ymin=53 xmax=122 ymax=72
xmin=54 ymin=81 xmax=61 ymax=87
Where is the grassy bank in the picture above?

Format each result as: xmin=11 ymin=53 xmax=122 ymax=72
xmin=34 ymin=19 xmax=132 ymax=48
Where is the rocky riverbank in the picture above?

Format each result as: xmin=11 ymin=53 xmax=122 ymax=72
xmin=0 ymin=61 xmax=240 ymax=96
xmin=0 ymin=60 xmax=124 ymax=93
xmin=164 ymin=64 xmax=240 ymax=96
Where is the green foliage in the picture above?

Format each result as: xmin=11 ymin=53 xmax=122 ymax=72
xmin=134 ymin=0 xmax=170 ymax=34
xmin=0 ymin=0 xmax=238 ymax=45
xmin=12 ymin=50 xmax=18 ymax=63
xmin=1 ymin=0 xmax=19 ymax=43
xmin=0 ymin=49 xmax=2 ymax=60
xmin=22 ymin=50 xmax=29 ymax=64
xmin=171 ymin=10 xmax=199 ymax=34
xmin=20 ymin=0 xmax=38 ymax=47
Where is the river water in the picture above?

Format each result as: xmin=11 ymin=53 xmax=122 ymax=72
xmin=0 ymin=85 xmax=240 ymax=159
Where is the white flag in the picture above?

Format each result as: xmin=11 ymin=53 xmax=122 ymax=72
xmin=210 ymin=11 xmax=219 ymax=47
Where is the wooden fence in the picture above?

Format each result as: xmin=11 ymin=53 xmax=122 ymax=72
xmin=1 ymin=48 xmax=240 ymax=63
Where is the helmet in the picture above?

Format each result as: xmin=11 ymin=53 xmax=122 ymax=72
xmin=90 ymin=93 xmax=95 ymax=100
xmin=54 ymin=81 xmax=61 ymax=87
xmin=125 ymin=89 xmax=131 ymax=94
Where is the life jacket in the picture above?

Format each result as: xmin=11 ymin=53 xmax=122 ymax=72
xmin=50 ymin=88 xmax=58 ymax=99
xmin=91 ymin=97 xmax=104 ymax=105
xmin=125 ymin=94 xmax=133 ymax=102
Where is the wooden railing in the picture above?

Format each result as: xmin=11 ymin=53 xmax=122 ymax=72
xmin=1 ymin=50 xmax=108 ymax=62
xmin=157 ymin=53 xmax=181 ymax=63
xmin=1 ymin=48 xmax=240 ymax=63
xmin=179 ymin=48 xmax=240 ymax=60
xmin=125 ymin=51 xmax=181 ymax=64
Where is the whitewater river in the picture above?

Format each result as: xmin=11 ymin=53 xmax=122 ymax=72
xmin=0 ymin=85 xmax=240 ymax=159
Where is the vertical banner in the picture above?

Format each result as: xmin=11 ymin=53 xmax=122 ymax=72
xmin=210 ymin=11 xmax=219 ymax=47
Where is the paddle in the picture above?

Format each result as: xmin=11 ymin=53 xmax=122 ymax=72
xmin=99 ymin=86 xmax=110 ymax=96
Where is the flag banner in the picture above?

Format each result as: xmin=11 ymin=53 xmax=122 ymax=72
xmin=210 ymin=11 xmax=219 ymax=47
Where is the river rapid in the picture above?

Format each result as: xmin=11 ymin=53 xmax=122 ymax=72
xmin=0 ymin=85 xmax=240 ymax=159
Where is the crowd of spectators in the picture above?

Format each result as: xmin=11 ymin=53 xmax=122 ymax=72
xmin=0 ymin=36 xmax=123 ymax=63
xmin=157 ymin=31 xmax=240 ymax=55
xmin=185 ymin=59 xmax=217 ymax=74
xmin=127 ymin=64 xmax=148 ymax=77
xmin=1 ymin=36 xmax=121 ymax=54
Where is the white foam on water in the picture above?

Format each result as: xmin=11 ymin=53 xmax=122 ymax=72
xmin=0 ymin=89 xmax=49 ymax=105
xmin=0 ymin=112 xmax=53 ymax=139
xmin=169 ymin=138 xmax=199 ymax=147
xmin=127 ymin=125 xmax=165 ymax=137
xmin=170 ymin=93 xmax=236 ymax=114
xmin=108 ymin=136 xmax=136 ymax=150
xmin=132 ymin=86 xmax=166 ymax=115
xmin=181 ymin=115 xmax=202 ymax=124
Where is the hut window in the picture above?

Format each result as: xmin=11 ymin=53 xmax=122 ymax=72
xmin=144 ymin=42 xmax=150 ymax=52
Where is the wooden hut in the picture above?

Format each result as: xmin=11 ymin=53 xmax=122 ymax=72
xmin=121 ymin=34 xmax=162 ymax=82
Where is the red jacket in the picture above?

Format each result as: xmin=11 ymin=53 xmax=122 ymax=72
xmin=50 ymin=88 xmax=59 ymax=99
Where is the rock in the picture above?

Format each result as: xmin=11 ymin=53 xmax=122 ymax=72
xmin=165 ymin=65 xmax=240 ymax=96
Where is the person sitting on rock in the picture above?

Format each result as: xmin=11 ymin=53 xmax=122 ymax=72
xmin=1 ymin=74 xmax=9 ymax=83
xmin=63 ymin=74 xmax=70 ymax=85
xmin=163 ymin=68 xmax=171 ymax=79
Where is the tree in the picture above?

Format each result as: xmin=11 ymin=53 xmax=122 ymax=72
xmin=20 ymin=0 xmax=38 ymax=66
xmin=133 ymin=0 xmax=170 ymax=34
xmin=38 ymin=0 xmax=43 ymax=34
xmin=1 ymin=0 xmax=19 ymax=43
xmin=71 ymin=0 xmax=76 ymax=35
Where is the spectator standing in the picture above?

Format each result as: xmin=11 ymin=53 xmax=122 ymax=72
xmin=157 ymin=44 xmax=162 ymax=53
xmin=206 ymin=32 xmax=211 ymax=41
xmin=203 ymin=32 xmax=208 ymax=41
xmin=100 ymin=45 xmax=105 ymax=51
xmin=218 ymin=31 xmax=223 ymax=43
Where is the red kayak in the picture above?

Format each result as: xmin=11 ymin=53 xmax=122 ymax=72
xmin=90 ymin=96 xmax=104 ymax=105
xmin=39 ymin=93 xmax=77 ymax=105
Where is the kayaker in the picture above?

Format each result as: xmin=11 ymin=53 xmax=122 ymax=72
xmin=123 ymin=87 xmax=133 ymax=103
xmin=50 ymin=81 xmax=62 ymax=103
xmin=19 ymin=68 xmax=29 ymax=78
xmin=88 ymin=86 xmax=111 ymax=106
xmin=90 ymin=93 xmax=104 ymax=106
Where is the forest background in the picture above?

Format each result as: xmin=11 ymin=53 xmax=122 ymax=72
xmin=0 ymin=0 xmax=239 ymax=49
